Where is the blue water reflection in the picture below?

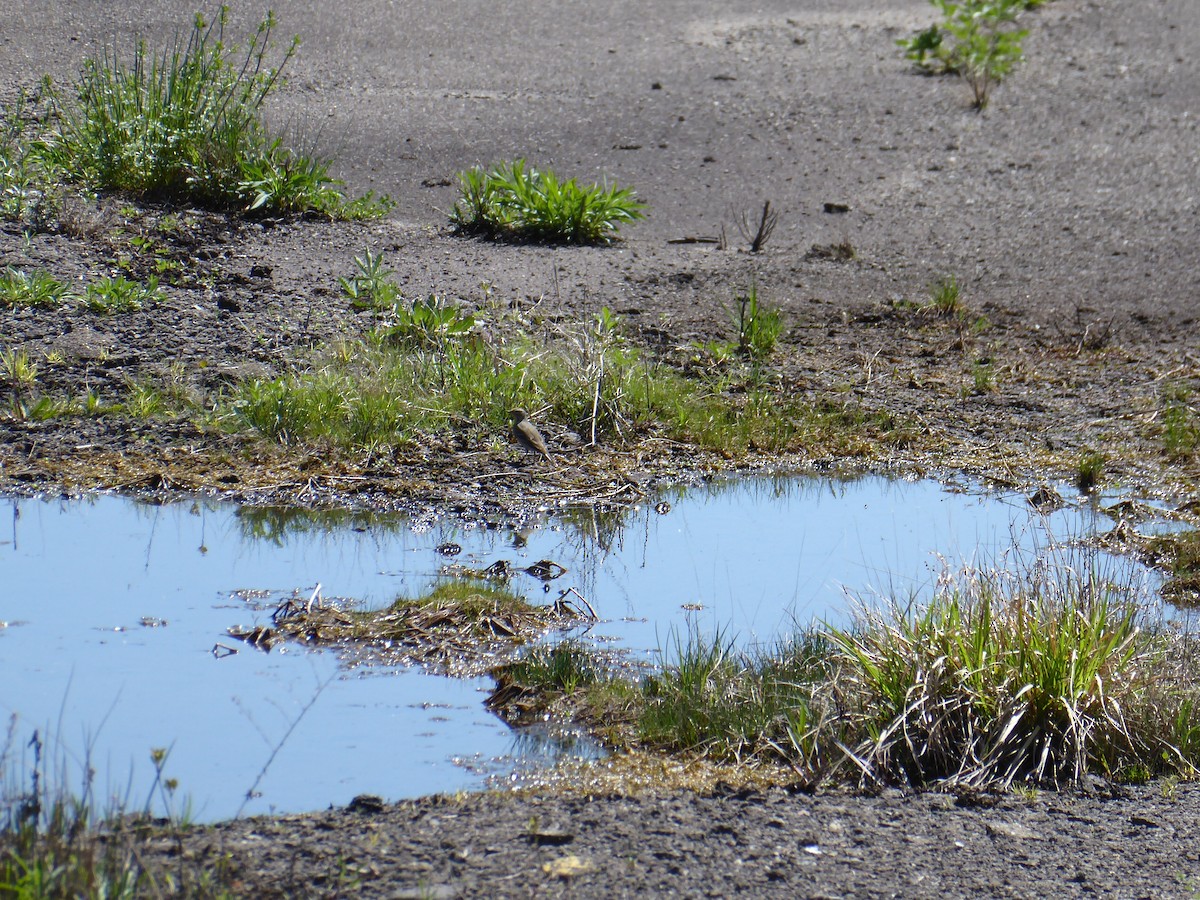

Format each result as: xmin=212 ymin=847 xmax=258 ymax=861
xmin=0 ymin=476 xmax=1129 ymax=819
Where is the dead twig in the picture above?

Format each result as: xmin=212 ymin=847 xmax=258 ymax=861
xmin=737 ymin=201 xmax=779 ymax=253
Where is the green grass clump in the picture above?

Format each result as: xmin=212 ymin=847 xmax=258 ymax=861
xmin=0 ymin=349 xmax=38 ymax=391
xmin=637 ymin=630 xmax=831 ymax=770
xmin=1077 ymin=448 xmax=1105 ymax=493
xmin=7 ymin=8 xmax=389 ymax=219
xmin=0 ymin=94 xmax=62 ymax=226
xmin=222 ymin=297 xmax=902 ymax=459
xmin=339 ymin=247 xmax=400 ymax=312
xmin=926 ymin=274 xmax=965 ymax=317
xmin=81 ymin=275 xmax=164 ymax=315
xmin=827 ymin=567 xmax=1148 ymax=787
xmin=451 ymin=159 xmax=644 ymax=244
xmin=392 ymin=581 xmax=535 ymax=620
xmin=1160 ymin=384 xmax=1199 ymax=459
xmin=0 ymin=267 xmax=71 ymax=309
xmin=721 ymin=282 xmax=784 ymax=362
xmin=500 ymin=641 xmax=607 ymax=697
xmin=564 ymin=556 xmax=1200 ymax=790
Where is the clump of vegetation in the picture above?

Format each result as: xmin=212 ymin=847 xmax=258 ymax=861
xmin=1 ymin=8 xmax=390 ymax=221
xmin=723 ymin=282 xmax=784 ymax=362
xmin=81 ymin=275 xmax=164 ymax=315
xmin=926 ymin=274 xmax=965 ymax=317
xmin=1077 ymin=448 xmax=1105 ymax=493
xmin=0 ymin=266 xmax=166 ymax=316
xmin=899 ymin=0 xmax=1032 ymax=108
xmin=222 ymin=309 xmax=900 ymax=459
xmin=1 ymin=348 xmax=40 ymax=417
xmin=451 ymin=159 xmax=645 ymax=244
xmin=967 ymin=359 xmax=995 ymax=395
xmin=340 ymin=250 xmax=478 ymax=346
xmin=488 ymin=641 xmax=614 ymax=723
xmin=232 ymin=581 xmax=595 ymax=676
xmin=0 ymin=267 xmax=71 ymax=309
xmin=502 ymin=556 xmax=1200 ymax=790
xmin=0 ymin=727 xmax=233 ymax=899
xmin=222 ymin=252 xmax=904 ymax=459
xmin=1160 ymin=384 xmax=1199 ymax=459
xmin=636 ymin=629 xmax=830 ymax=769
xmin=339 ymin=247 xmax=400 ymax=312
xmin=825 ymin=564 xmax=1156 ymax=787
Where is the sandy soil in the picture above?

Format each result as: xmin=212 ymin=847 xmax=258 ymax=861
xmin=2 ymin=0 xmax=1199 ymax=895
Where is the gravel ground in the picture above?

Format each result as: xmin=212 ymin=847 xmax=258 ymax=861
xmin=142 ymin=779 xmax=1200 ymax=898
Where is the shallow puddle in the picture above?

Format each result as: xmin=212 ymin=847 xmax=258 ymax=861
xmin=0 ymin=476 xmax=1148 ymax=820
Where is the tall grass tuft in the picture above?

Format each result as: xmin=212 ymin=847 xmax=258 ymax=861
xmin=612 ymin=552 xmax=1200 ymax=790
xmin=1160 ymin=383 xmax=1199 ymax=458
xmin=638 ymin=629 xmax=831 ymax=770
xmin=0 ymin=722 xmax=220 ymax=899
xmin=33 ymin=8 xmax=389 ymax=218
xmin=825 ymin=557 xmax=1195 ymax=788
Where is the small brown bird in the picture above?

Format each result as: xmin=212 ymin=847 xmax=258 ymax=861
xmin=510 ymin=408 xmax=551 ymax=461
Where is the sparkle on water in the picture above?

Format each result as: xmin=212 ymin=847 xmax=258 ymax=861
xmin=0 ymin=475 xmax=1144 ymax=820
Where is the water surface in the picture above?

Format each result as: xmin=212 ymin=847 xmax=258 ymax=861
xmin=0 ymin=476 xmax=1132 ymax=819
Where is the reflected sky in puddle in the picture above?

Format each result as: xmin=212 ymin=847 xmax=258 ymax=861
xmin=0 ymin=476 xmax=1136 ymax=819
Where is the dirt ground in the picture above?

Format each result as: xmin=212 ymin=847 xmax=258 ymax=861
xmin=2 ymin=0 xmax=1200 ymax=895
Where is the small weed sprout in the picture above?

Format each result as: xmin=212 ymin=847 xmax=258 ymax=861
xmin=451 ymin=159 xmax=645 ymax=244
xmin=340 ymin=248 xmax=400 ymax=312
xmin=899 ymin=0 xmax=1030 ymax=109
xmin=1 ymin=349 xmax=39 ymax=389
xmin=1077 ymin=449 xmax=1104 ymax=493
xmin=340 ymin=250 xmax=476 ymax=348
xmin=2 ymin=348 xmax=40 ymax=416
xmin=724 ymin=282 xmax=784 ymax=362
xmin=927 ymin=274 xmax=965 ymax=317
xmin=968 ymin=360 xmax=995 ymax=395
xmin=81 ymin=275 xmax=164 ymax=314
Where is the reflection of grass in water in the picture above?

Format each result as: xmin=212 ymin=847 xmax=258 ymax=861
xmin=1 ymin=678 xmax=343 ymax=895
xmin=235 ymin=504 xmax=410 ymax=545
